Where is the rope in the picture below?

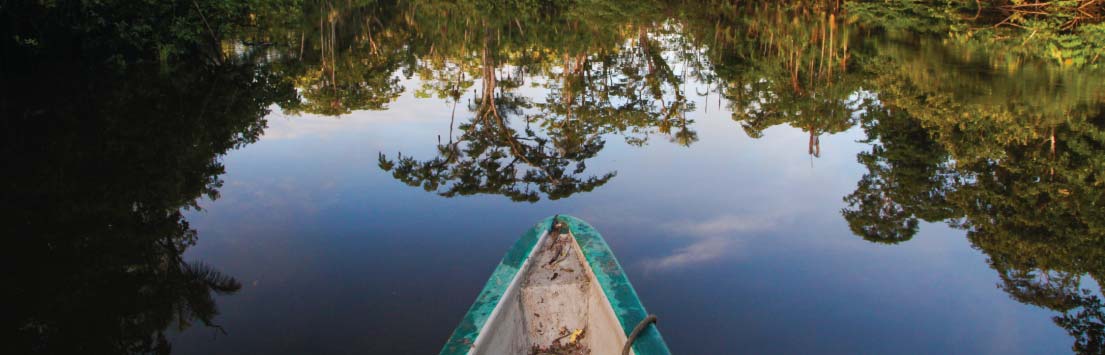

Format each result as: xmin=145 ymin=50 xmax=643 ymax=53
xmin=621 ymin=314 xmax=658 ymax=355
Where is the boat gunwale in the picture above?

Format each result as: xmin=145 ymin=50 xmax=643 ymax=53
xmin=469 ymin=227 xmax=548 ymax=352
xmin=439 ymin=215 xmax=671 ymax=355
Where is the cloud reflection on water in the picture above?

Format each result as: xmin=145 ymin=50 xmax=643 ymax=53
xmin=645 ymin=214 xmax=780 ymax=271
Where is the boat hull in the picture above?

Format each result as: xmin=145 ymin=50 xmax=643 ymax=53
xmin=440 ymin=215 xmax=670 ymax=355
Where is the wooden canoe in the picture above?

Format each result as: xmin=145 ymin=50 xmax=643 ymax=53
xmin=440 ymin=215 xmax=671 ymax=355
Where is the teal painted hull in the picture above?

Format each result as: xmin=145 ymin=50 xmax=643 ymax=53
xmin=440 ymin=215 xmax=671 ymax=355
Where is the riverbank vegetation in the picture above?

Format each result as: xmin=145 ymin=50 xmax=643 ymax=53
xmin=847 ymin=0 xmax=1105 ymax=67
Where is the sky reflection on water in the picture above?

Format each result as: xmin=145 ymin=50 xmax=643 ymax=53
xmin=173 ymin=78 xmax=1069 ymax=354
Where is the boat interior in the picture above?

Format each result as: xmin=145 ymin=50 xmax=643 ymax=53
xmin=471 ymin=222 xmax=630 ymax=355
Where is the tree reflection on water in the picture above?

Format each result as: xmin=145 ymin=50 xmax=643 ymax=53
xmin=4 ymin=2 xmax=296 ymax=351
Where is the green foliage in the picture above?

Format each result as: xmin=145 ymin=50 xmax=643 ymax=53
xmin=376 ymin=35 xmax=624 ymax=202
xmin=4 ymin=30 xmax=296 ymax=352
xmin=358 ymin=0 xmax=697 ymax=201
xmin=1055 ymin=292 xmax=1105 ymax=354
xmin=845 ymin=22 xmax=1105 ymax=352
xmin=843 ymin=106 xmax=958 ymax=244
xmin=847 ymin=0 xmax=1105 ymax=68
xmin=845 ymin=0 xmax=959 ymax=35
xmin=677 ymin=1 xmax=864 ymax=153
xmin=1 ymin=0 xmax=287 ymax=65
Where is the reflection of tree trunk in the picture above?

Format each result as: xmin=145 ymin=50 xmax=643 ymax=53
xmin=563 ymin=54 xmax=574 ymax=120
xmin=841 ymin=38 xmax=849 ymax=72
xmin=1050 ymin=126 xmax=1056 ymax=177
xmin=299 ymin=32 xmax=305 ymax=59
xmin=828 ymin=13 xmax=836 ymax=80
xmin=808 ymin=126 xmax=820 ymax=158
xmin=791 ymin=50 xmax=801 ymax=94
xmin=1050 ymin=126 xmax=1057 ymax=157
xmin=808 ymin=49 xmax=816 ymax=89
xmin=639 ymin=28 xmax=654 ymax=75
xmin=319 ymin=2 xmax=339 ymax=110
xmin=839 ymin=10 xmax=849 ymax=73
xmin=330 ymin=8 xmax=337 ymax=101
xmin=434 ymin=73 xmax=465 ymax=168
xmin=477 ymin=38 xmax=500 ymax=127
xmin=818 ymin=16 xmax=826 ymax=81
xmin=481 ymin=41 xmax=497 ymax=117
xmin=561 ymin=53 xmax=587 ymax=122
xmin=190 ymin=0 xmax=222 ymax=65
xmin=476 ymin=33 xmax=558 ymax=184
xmin=367 ymin=17 xmax=378 ymax=54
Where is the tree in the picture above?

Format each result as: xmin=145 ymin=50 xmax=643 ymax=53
xmin=842 ymin=105 xmax=958 ymax=244
xmin=3 ymin=16 xmax=296 ymax=351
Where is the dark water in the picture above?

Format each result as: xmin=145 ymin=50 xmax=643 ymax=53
xmin=7 ymin=1 xmax=1105 ymax=354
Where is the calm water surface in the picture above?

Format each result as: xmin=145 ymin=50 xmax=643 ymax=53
xmin=8 ymin=2 xmax=1105 ymax=354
